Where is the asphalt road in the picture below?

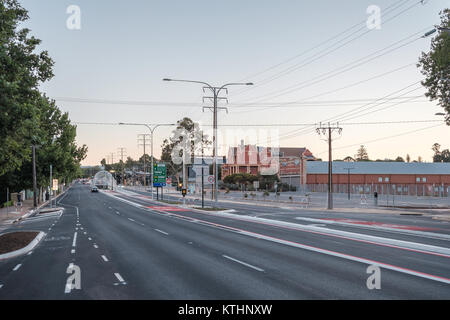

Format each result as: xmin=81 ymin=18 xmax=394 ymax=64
xmin=0 ymin=183 xmax=449 ymax=299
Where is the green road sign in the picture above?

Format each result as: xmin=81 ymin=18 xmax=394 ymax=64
xmin=153 ymin=163 xmax=167 ymax=187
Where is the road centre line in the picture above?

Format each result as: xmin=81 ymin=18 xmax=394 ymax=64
xmin=154 ymin=229 xmax=169 ymax=235
xmin=103 ymin=190 xmax=450 ymax=283
xmin=72 ymin=232 xmax=77 ymax=247
xmin=223 ymin=255 xmax=264 ymax=272
xmin=13 ymin=264 xmax=22 ymax=271
xmin=101 ymin=255 xmax=109 ymax=262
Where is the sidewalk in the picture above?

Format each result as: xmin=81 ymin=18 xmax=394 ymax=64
xmin=0 ymin=200 xmax=35 ymax=225
xmin=0 ymin=186 xmax=72 ymax=227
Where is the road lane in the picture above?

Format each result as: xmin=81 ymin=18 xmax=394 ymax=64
xmin=1 ymin=183 xmax=449 ymax=299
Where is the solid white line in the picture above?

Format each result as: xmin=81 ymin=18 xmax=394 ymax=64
xmin=154 ymin=229 xmax=169 ymax=235
xmin=222 ymin=255 xmax=264 ymax=272
xmin=101 ymin=255 xmax=109 ymax=262
xmin=13 ymin=264 xmax=22 ymax=271
xmin=72 ymin=232 xmax=77 ymax=247
xmin=114 ymin=273 xmax=125 ymax=282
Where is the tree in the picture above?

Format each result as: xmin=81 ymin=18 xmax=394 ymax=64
xmin=417 ymin=9 xmax=450 ymax=124
xmin=161 ymin=117 xmax=210 ymax=177
xmin=395 ymin=156 xmax=405 ymax=162
xmin=406 ymin=154 xmax=411 ymax=163
xmin=355 ymin=145 xmax=369 ymax=161
xmin=432 ymin=142 xmax=450 ymax=162
xmin=343 ymin=156 xmax=355 ymax=162
xmin=0 ymin=0 xmax=87 ymax=202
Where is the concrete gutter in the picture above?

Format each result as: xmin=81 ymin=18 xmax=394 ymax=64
xmin=0 ymin=231 xmax=46 ymax=260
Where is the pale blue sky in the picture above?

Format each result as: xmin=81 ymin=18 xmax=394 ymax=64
xmin=20 ymin=0 xmax=449 ymax=165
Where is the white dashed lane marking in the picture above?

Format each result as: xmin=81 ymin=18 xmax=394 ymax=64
xmin=72 ymin=232 xmax=77 ymax=247
xmin=13 ymin=264 xmax=22 ymax=271
xmin=101 ymin=255 xmax=109 ymax=262
xmin=114 ymin=273 xmax=125 ymax=283
xmin=154 ymin=229 xmax=169 ymax=235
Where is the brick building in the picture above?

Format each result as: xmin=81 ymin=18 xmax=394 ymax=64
xmin=306 ymin=161 xmax=450 ymax=196
xmin=221 ymin=144 xmax=315 ymax=188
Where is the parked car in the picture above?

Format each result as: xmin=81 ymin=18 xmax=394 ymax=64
xmin=91 ymin=186 xmax=99 ymax=193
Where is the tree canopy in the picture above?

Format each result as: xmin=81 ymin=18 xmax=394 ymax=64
xmin=0 ymin=0 xmax=87 ymax=202
xmin=418 ymin=9 xmax=450 ymax=124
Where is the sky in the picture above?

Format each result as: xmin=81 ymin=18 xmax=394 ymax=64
xmin=18 ymin=0 xmax=449 ymax=165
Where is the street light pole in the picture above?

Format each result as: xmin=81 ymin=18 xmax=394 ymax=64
xmin=119 ymin=123 xmax=175 ymax=200
xmin=32 ymin=145 xmax=37 ymax=208
xmin=163 ymin=78 xmax=253 ymax=207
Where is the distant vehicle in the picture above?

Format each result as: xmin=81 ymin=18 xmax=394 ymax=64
xmin=91 ymin=186 xmax=99 ymax=193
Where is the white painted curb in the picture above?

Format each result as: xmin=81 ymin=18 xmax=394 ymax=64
xmin=0 ymin=231 xmax=46 ymax=260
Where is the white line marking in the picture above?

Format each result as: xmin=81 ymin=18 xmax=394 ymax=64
xmin=72 ymin=232 xmax=77 ymax=247
xmin=101 ymin=255 xmax=109 ymax=262
xmin=116 ymin=211 xmax=120 ymax=214
xmin=154 ymin=229 xmax=168 ymax=235
xmin=88 ymin=237 xmax=92 ymax=241
xmin=222 ymin=255 xmax=264 ymax=272
xmin=71 ymin=249 xmax=75 ymax=254
xmin=114 ymin=273 xmax=125 ymax=283
xmin=27 ymin=251 xmax=33 ymax=255
xmin=93 ymin=244 xmax=98 ymax=249
xmin=13 ymin=264 xmax=22 ymax=271
xmin=128 ymin=218 xmax=135 ymax=222
xmin=0 ymin=284 xmax=3 ymax=289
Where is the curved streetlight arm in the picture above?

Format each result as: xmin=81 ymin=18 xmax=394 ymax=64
xmin=163 ymin=78 xmax=213 ymax=90
xmin=216 ymin=82 xmax=254 ymax=95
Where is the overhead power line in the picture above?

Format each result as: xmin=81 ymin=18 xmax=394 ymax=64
xmin=233 ymin=0 xmax=424 ymax=98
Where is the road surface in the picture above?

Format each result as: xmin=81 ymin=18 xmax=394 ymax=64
xmin=0 ymin=182 xmax=449 ymax=299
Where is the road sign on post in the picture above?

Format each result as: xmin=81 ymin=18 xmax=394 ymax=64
xmin=153 ymin=163 xmax=167 ymax=187
xmin=52 ymin=179 xmax=58 ymax=191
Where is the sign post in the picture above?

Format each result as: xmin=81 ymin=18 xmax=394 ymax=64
xmin=153 ymin=163 xmax=167 ymax=201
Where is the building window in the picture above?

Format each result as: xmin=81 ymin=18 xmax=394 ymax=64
xmin=416 ymin=177 xmax=420 ymax=182
xmin=378 ymin=177 xmax=382 ymax=182
xmin=422 ymin=177 xmax=427 ymax=182
xmin=385 ymin=177 xmax=389 ymax=182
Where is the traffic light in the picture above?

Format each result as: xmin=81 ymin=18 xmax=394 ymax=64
xmin=182 ymin=188 xmax=187 ymax=197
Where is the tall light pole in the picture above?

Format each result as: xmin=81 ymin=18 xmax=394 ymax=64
xmin=118 ymin=122 xmax=175 ymax=199
xmin=32 ymin=145 xmax=37 ymax=208
xmin=163 ymin=78 xmax=253 ymax=207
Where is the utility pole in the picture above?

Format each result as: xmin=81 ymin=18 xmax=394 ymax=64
xmin=32 ymin=145 xmax=37 ymax=208
xmin=344 ymin=166 xmax=354 ymax=200
xmin=138 ymin=134 xmax=151 ymax=188
xmin=316 ymin=122 xmax=342 ymax=210
xmin=163 ymin=78 xmax=253 ymax=208
xmin=201 ymin=131 xmax=205 ymax=209
xmin=202 ymin=89 xmax=228 ymax=208
xmin=50 ymin=164 xmax=52 ymax=208
xmin=117 ymin=147 xmax=127 ymax=185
